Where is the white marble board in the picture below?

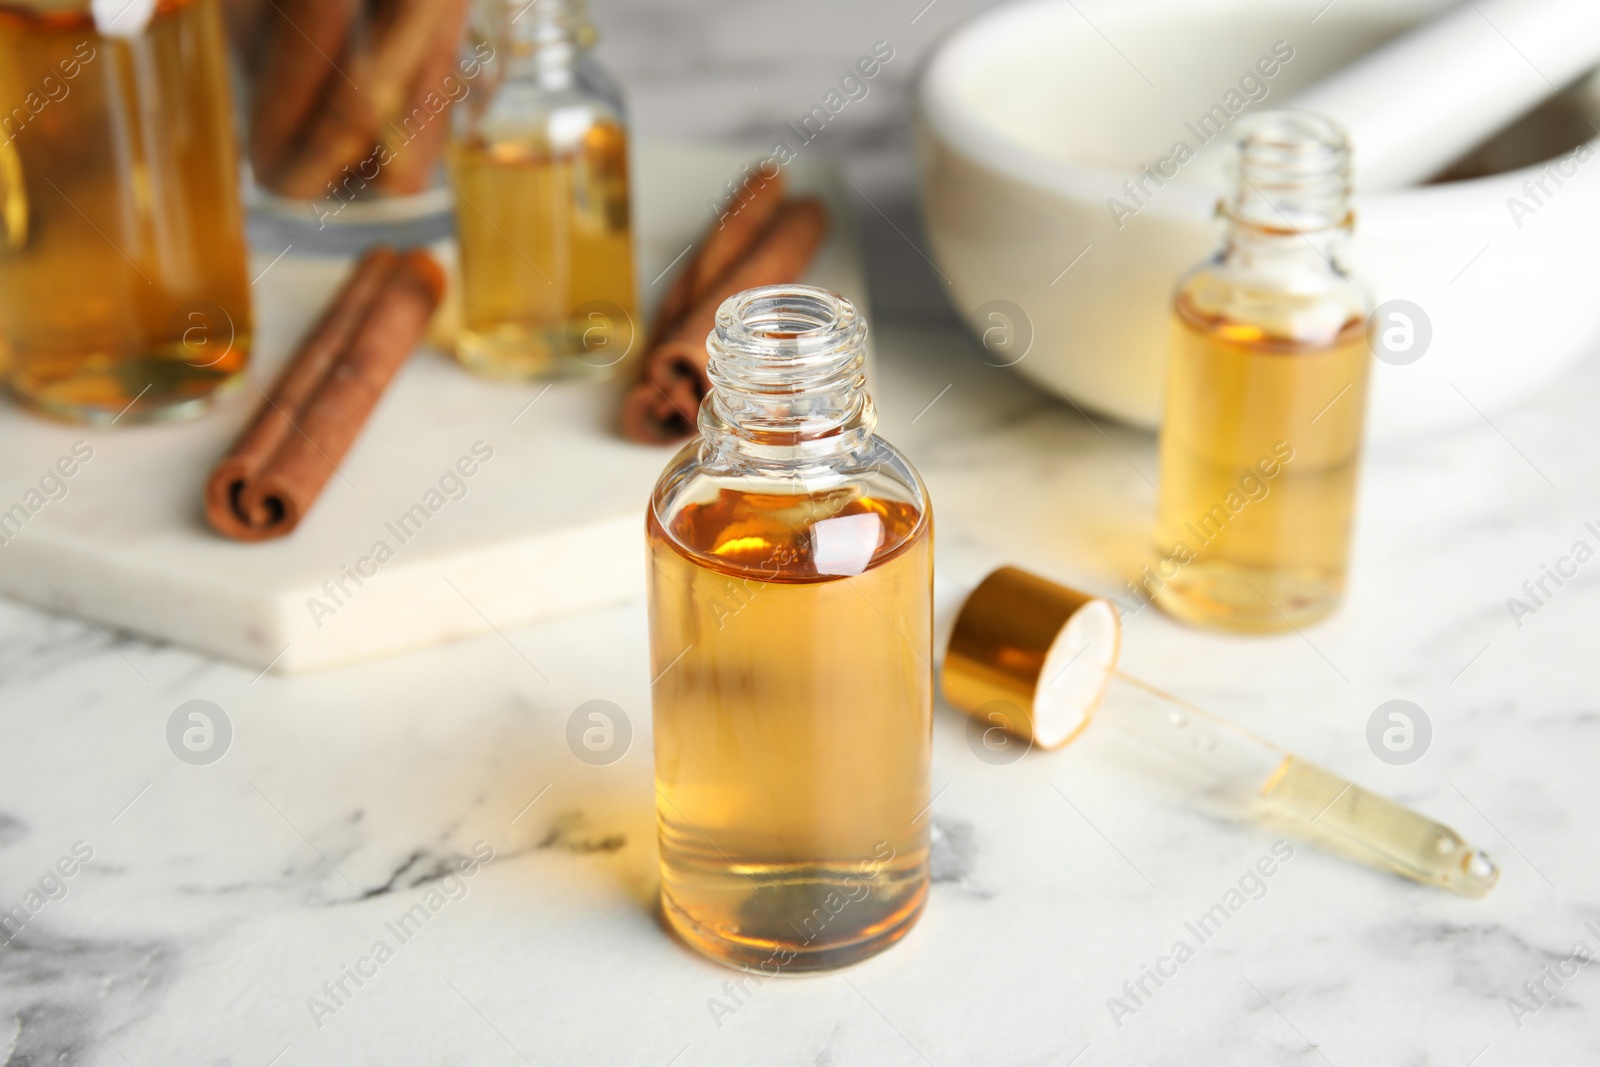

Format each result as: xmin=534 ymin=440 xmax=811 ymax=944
xmin=0 ymin=142 xmax=867 ymax=673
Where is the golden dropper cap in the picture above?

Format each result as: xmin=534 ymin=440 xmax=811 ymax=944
xmin=943 ymin=566 xmax=1122 ymax=750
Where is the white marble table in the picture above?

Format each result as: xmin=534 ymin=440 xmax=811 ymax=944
xmin=5 ymin=0 xmax=1599 ymax=1058
xmin=2 ymin=306 xmax=1597 ymax=1065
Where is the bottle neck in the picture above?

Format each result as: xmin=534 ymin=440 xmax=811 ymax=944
xmin=496 ymin=0 xmax=595 ymax=83
xmin=1219 ymin=110 xmax=1353 ymax=283
xmin=1221 ymin=216 xmax=1350 ymax=282
xmin=699 ymin=286 xmax=877 ymax=473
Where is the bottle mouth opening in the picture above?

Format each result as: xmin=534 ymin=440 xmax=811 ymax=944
xmin=1236 ymin=110 xmax=1348 ymax=158
xmin=500 ymin=0 xmax=596 ymax=48
xmin=714 ymin=285 xmax=866 ymax=366
xmin=738 ymin=293 xmax=843 ymax=340
xmin=704 ymin=285 xmax=874 ymax=451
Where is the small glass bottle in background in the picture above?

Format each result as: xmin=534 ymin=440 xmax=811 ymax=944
xmin=1154 ymin=111 xmax=1372 ymax=632
xmin=228 ymin=0 xmax=474 ymax=253
xmin=446 ymin=0 xmax=636 ymax=381
xmin=647 ymin=285 xmax=932 ymax=972
xmin=0 ymin=0 xmax=252 ymax=424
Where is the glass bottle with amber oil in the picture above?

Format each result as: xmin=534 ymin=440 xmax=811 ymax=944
xmin=446 ymin=0 xmax=635 ymax=381
xmin=647 ymin=285 xmax=932 ymax=972
xmin=1154 ymin=111 xmax=1372 ymax=632
xmin=0 ymin=0 xmax=252 ymax=424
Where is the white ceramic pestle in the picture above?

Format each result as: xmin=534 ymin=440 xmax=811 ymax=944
xmin=1287 ymin=0 xmax=1600 ymax=189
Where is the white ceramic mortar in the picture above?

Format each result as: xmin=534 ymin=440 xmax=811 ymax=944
xmin=916 ymin=0 xmax=1600 ymax=438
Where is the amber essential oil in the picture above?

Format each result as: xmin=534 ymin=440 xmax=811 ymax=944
xmin=447 ymin=0 xmax=636 ymax=381
xmin=0 ymin=0 xmax=252 ymax=423
xmin=647 ymin=286 xmax=932 ymax=971
xmin=1154 ymin=111 xmax=1371 ymax=632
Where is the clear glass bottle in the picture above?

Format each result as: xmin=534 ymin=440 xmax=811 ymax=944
xmin=647 ymin=285 xmax=932 ymax=972
xmin=446 ymin=0 xmax=636 ymax=381
xmin=229 ymin=0 xmax=473 ymax=254
xmin=0 ymin=0 xmax=252 ymax=424
xmin=1153 ymin=111 xmax=1372 ymax=633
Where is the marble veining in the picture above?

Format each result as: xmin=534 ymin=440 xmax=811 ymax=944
xmin=2 ymin=2 xmax=1599 ymax=1060
xmin=3 ymin=317 xmax=1595 ymax=1064
xmin=1 ymin=930 xmax=176 ymax=1067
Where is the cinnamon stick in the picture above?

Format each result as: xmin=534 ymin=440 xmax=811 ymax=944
xmin=619 ymin=373 xmax=701 ymax=447
xmin=205 ymin=247 xmax=446 ymax=541
xmin=223 ymin=0 xmax=274 ymax=78
xmin=373 ymin=32 xmax=461 ymax=195
xmin=248 ymin=0 xmax=360 ymax=186
xmin=271 ymin=0 xmax=469 ymax=199
xmin=645 ymin=170 xmax=787 ymax=353
xmin=619 ymin=197 xmax=830 ymax=445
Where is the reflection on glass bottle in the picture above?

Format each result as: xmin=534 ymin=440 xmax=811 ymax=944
xmin=647 ymin=286 xmax=932 ymax=971
xmin=1154 ymin=111 xmax=1372 ymax=632
xmin=447 ymin=0 xmax=636 ymax=381
xmin=0 ymin=0 xmax=253 ymax=424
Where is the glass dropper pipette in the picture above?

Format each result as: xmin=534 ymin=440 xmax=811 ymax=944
xmin=1101 ymin=670 xmax=1498 ymax=897
xmin=940 ymin=565 xmax=1499 ymax=899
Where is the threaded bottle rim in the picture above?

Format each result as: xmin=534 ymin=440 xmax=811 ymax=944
xmin=704 ymin=285 xmax=872 ymax=447
xmin=1227 ymin=110 xmax=1352 ymax=233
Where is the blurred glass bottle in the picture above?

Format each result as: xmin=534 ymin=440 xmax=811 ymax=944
xmin=228 ymin=0 xmax=474 ymax=252
xmin=446 ymin=0 xmax=636 ymax=381
xmin=648 ymin=285 xmax=932 ymax=971
xmin=1154 ymin=111 xmax=1372 ymax=632
xmin=0 ymin=0 xmax=252 ymax=424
